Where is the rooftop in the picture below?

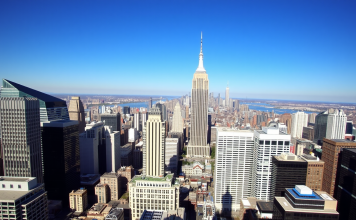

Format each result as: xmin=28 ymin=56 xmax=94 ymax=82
xmin=130 ymin=174 xmax=174 ymax=184
xmin=101 ymin=172 xmax=119 ymax=178
xmin=256 ymin=201 xmax=274 ymax=213
xmin=0 ymin=184 xmax=43 ymax=201
xmin=0 ymin=177 xmax=35 ymax=182
xmin=80 ymin=174 xmax=100 ymax=185
xmin=275 ymin=197 xmax=339 ymax=214
xmin=274 ymin=153 xmax=305 ymax=162
xmin=286 ymin=188 xmax=322 ymax=200
xmin=2 ymin=79 xmax=65 ymax=103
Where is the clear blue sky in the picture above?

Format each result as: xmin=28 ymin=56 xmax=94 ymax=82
xmin=1 ymin=0 xmax=355 ymax=102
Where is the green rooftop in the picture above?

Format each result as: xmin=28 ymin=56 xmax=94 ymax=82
xmin=130 ymin=174 xmax=174 ymax=184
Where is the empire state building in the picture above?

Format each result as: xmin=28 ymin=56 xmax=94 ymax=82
xmin=187 ymin=33 xmax=210 ymax=157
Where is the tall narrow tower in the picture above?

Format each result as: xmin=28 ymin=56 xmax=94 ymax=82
xmin=225 ymin=82 xmax=230 ymax=107
xmin=68 ymin=96 xmax=86 ymax=133
xmin=187 ymin=32 xmax=210 ymax=157
xmin=142 ymin=107 xmax=165 ymax=177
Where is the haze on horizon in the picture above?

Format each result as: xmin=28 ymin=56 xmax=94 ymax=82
xmin=1 ymin=0 xmax=355 ymax=103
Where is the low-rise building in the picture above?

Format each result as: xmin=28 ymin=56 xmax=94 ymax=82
xmin=129 ymin=174 xmax=180 ymax=220
xmin=0 ymin=176 xmax=48 ymax=220
xmin=181 ymin=162 xmax=204 ymax=176
xmin=95 ymin=184 xmax=110 ymax=204
xmin=100 ymin=172 xmax=121 ymax=202
xmin=140 ymin=208 xmax=186 ymax=220
xmin=117 ymin=166 xmax=134 ymax=193
xmin=69 ymin=188 xmax=88 ymax=213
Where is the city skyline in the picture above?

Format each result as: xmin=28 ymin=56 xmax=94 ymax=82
xmin=1 ymin=1 xmax=355 ymax=102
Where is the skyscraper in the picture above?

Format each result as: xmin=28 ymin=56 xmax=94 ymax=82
xmin=0 ymin=97 xmax=43 ymax=183
xmin=100 ymin=111 xmax=121 ymax=131
xmin=326 ymin=109 xmax=347 ymax=140
xmin=171 ymin=102 xmax=183 ymax=133
xmin=41 ymin=120 xmax=80 ymax=205
xmin=214 ymin=128 xmax=254 ymax=212
xmin=142 ymin=107 xmax=165 ymax=177
xmin=270 ymin=153 xmax=308 ymax=200
xmin=251 ymin=126 xmax=291 ymax=201
xmin=1 ymin=79 xmax=69 ymax=122
xmin=134 ymin=112 xmax=141 ymax=131
xmin=225 ymin=83 xmax=229 ymax=107
xmin=156 ymin=103 xmax=167 ymax=121
xmin=321 ymin=139 xmax=356 ymax=196
xmin=187 ymin=32 xmax=210 ymax=158
xmin=334 ymin=148 xmax=356 ymax=220
xmin=314 ymin=110 xmax=330 ymax=145
xmin=68 ymin=96 xmax=86 ymax=133
xmin=291 ymin=111 xmax=308 ymax=138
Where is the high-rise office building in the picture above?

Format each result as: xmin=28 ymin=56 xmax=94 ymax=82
xmin=345 ymin=121 xmax=353 ymax=135
xmin=133 ymin=142 xmax=143 ymax=170
xmin=80 ymin=121 xmax=103 ymax=174
xmin=171 ymin=102 xmax=183 ymax=133
xmin=123 ymin=106 xmax=130 ymax=115
xmin=300 ymin=154 xmax=324 ymax=191
xmin=155 ymin=103 xmax=167 ymax=122
xmin=279 ymin=113 xmax=292 ymax=134
xmin=41 ymin=120 xmax=80 ymax=205
xmin=273 ymin=185 xmax=339 ymax=220
xmin=308 ymin=113 xmax=317 ymax=124
xmin=322 ymin=139 xmax=356 ymax=196
xmin=334 ymin=148 xmax=356 ymax=220
xmin=225 ymin=83 xmax=229 ymax=107
xmin=1 ymin=79 xmax=69 ymax=122
xmin=143 ymin=107 xmax=165 ymax=177
xmin=326 ymin=109 xmax=347 ymax=140
xmin=149 ymin=97 xmax=153 ymax=110
xmin=214 ymin=128 xmax=254 ymax=211
xmin=134 ymin=112 xmax=141 ymax=132
xmin=0 ymin=177 xmax=48 ymax=220
xmin=302 ymin=126 xmax=314 ymax=141
xmin=165 ymin=138 xmax=179 ymax=174
xmin=0 ymin=97 xmax=43 ymax=183
xmin=188 ymin=33 xmax=209 ymax=158
xmin=68 ymin=96 xmax=86 ymax=133
xmin=101 ymin=111 xmax=121 ymax=131
xmin=270 ymin=153 xmax=308 ymax=200
xmin=104 ymin=126 xmax=121 ymax=173
xmin=251 ymin=126 xmax=291 ymax=201
xmin=314 ymin=110 xmax=330 ymax=145
xmin=291 ymin=112 xmax=308 ymax=138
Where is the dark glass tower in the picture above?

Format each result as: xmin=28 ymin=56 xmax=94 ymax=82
xmin=41 ymin=120 xmax=80 ymax=205
xmin=270 ymin=154 xmax=308 ymax=200
xmin=100 ymin=112 xmax=121 ymax=131
xmin=335 ymin=148 xmax=356 ymax=220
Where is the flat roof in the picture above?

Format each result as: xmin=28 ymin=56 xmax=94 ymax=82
xmin=0 ymin=177 xmax=35 ymax=182
xmin=256 ymin=201 xmax=274 ymax=212
xmin=0 ymin=184 xmax=43 ymax=201
xmin=131 ymin=174 xmax=174 ymax=183
xmin=275 ymin=197 xmax=339 ymax=214
xmin=41 ymin=120 xmax=78 ymax=127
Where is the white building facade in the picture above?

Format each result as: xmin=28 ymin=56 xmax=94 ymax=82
xmin=251 ymin=127 xmax=291 ymax=201
xmin=326 ymin=109 xmax=347 ymax=139
xmin=214 ymin=128 xmax=254 ymax=211
xmin=129 ymin=174 xmax=180 ymax=220
xmin=291 ymin=112 xmax=308 ymax=138
xmin=165 ymin=138 xmax=179 ymax=174
xmin=143 ymin=107 xmax=166 ymax=177
xmin=104 ymin=126 xmax=121 ymax=172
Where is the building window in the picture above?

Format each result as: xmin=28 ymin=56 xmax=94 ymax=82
xmin=2 ymin=184 xmax=5 ymax=188
xmin=10 ymin=184 xmax=13 ymax=188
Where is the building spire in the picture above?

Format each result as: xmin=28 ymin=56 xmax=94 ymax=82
xmin=196 ymin=31 xmax=206 ymax=72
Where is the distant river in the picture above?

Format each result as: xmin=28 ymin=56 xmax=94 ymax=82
xmin=240 ymin=102 xmax=318 ymax=115
xmin=105 ymin=96 xmax=178 ymax=109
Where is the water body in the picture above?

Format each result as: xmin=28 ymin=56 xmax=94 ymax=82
xmin=240 ymin=102 xmax=319 ymax=115
xmin=105 ymin=96 xmax=178 ymax=109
